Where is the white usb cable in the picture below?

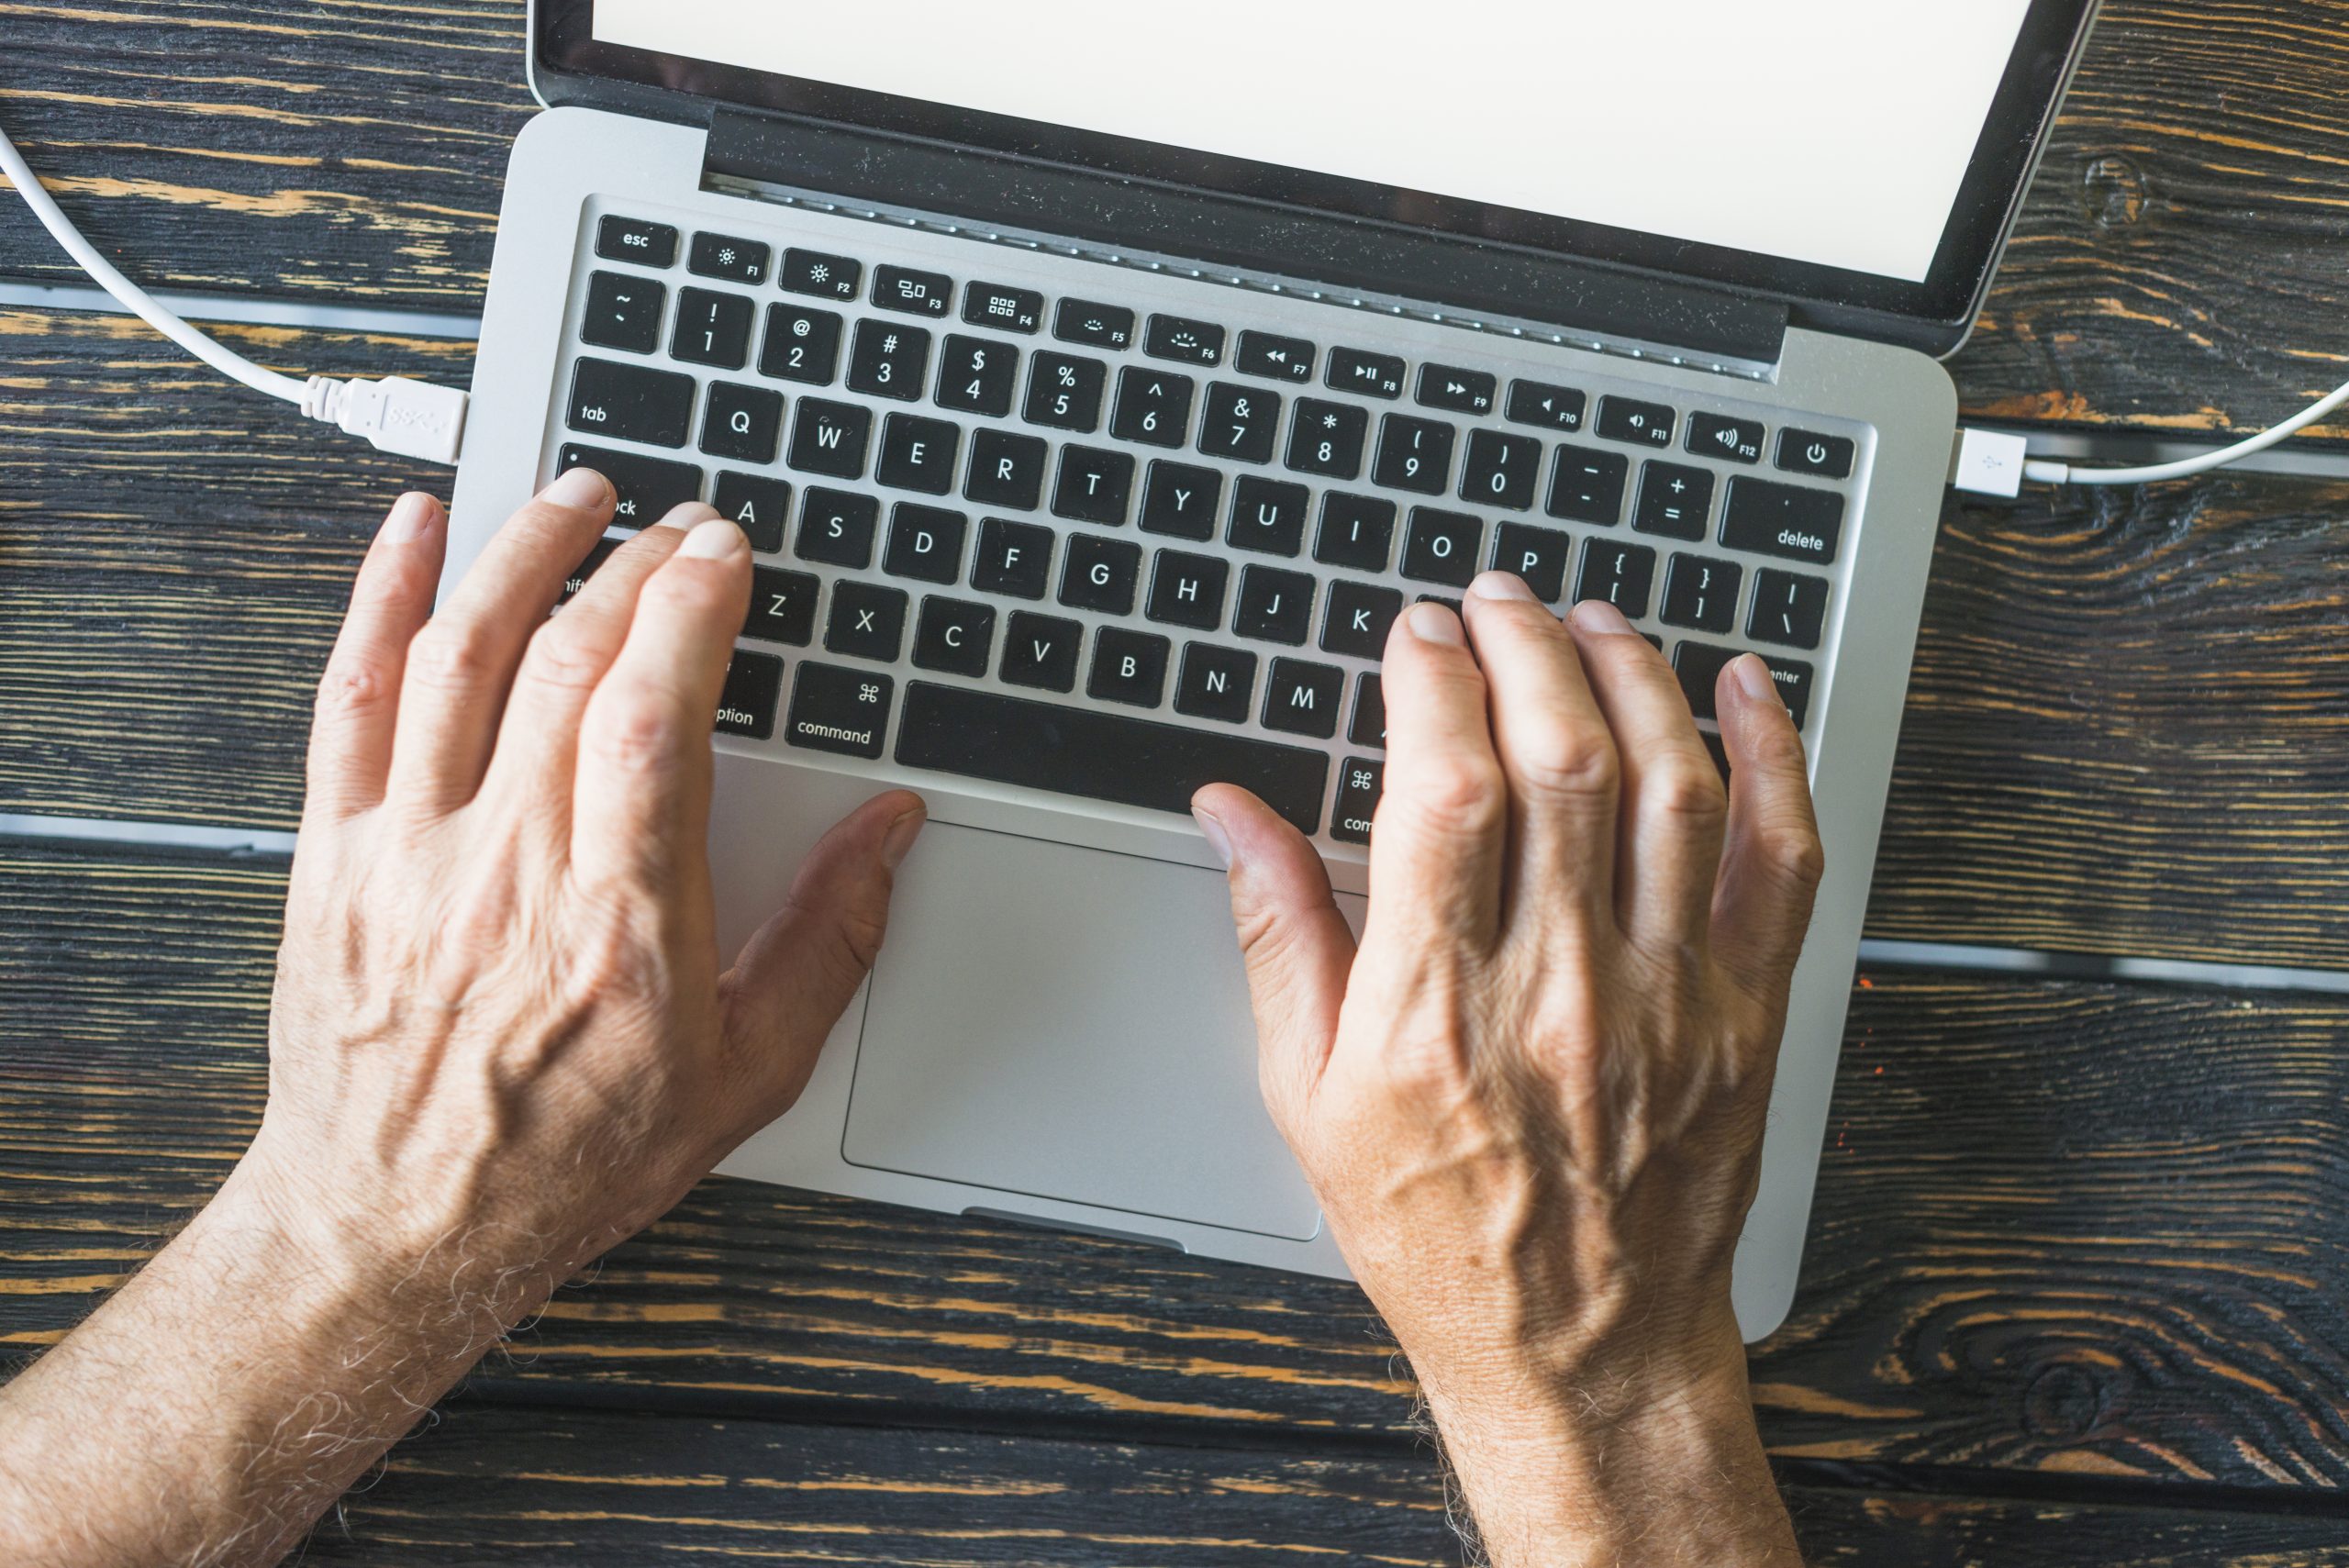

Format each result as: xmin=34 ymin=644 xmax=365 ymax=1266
xmin=1 ymin=120 xmax=468 ymax=465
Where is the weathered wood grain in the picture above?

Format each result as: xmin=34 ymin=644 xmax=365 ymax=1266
xmin=1785 ymin=1484 xmax=2349 ymax=1568
xmin=8 ymin=0 xmax=2349 ymax=436
xmin=9 ymin=841 xmax=2349 ymax=1496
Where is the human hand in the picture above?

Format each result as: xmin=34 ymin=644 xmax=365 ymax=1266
xmin=1194 ymin=572 xmax=1821 ymax=1567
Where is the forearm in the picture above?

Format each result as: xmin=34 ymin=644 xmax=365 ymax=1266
xmin=0 ymin=1155 xmax=551 ymax=1568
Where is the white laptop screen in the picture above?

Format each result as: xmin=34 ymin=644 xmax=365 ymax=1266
xmin=591 ymin=1 xmax=2032 ymax=286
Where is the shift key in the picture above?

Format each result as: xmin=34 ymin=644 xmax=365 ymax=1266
xmin=785 ymin=662 xmax=894 ymax=759
xmin=558 ymin=443 xmax=703 ymax=530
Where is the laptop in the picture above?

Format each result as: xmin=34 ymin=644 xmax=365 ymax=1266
xmin=445 ymin=0 xmax=2100 ymax=1340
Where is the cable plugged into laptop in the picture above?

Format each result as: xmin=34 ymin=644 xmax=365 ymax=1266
xmin=1 ymin=120 xmax=470 ymax=466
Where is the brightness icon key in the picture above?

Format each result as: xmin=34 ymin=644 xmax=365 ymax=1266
xmin=689 ymin=231 xmax=770 ymax=284
xmin=783 ymin=247 xmax=863 ymax=301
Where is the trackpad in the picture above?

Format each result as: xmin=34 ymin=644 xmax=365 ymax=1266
xmin=843 ymin=823 xmax=1331 ymax=1241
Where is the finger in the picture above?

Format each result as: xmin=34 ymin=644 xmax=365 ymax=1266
xmin=719 ymin=790 xmax=928 ymax=1120
xmin=384 ymin=467 xmax=616 ymax=818
xmin=1710 ymin=656 xmax=1826 ymax=1003
xmin=1565 ymin=598 xmax=1730 ymax=950
xmin=570 ymin=517 xmax=752 ymax=890
xmin=1194 ymin=784 xmax=1359 ymax=1138
xmin=1457 ymin=573 xmax=1619 ymax=935
xmin=1365 ymin=602 xmax=1510 ymax=953
xmin=304 ymin=492 xmax=446 ymax=821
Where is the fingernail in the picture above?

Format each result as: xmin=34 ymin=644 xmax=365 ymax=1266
xmin=1570 ymin=599 xmax=1639 ymax=637
xmin=678 ymin=517 xmax=744 ymax=560
xmin=1467 ymin=571 xmax=1537 ymax=603
xmin=543 ymin=466 xmax=610 ymax=509
xmin=656 ymin=501 xmax=721 ymax=532
xmin=1735 ymin=654 xmax=1783 ymax=707
xmin=1405 ymin=602 xmax=1466 ymax=647
xmin=382 ymin=491 xmax=440 ymax=544
xmin=880 ymin=806 xmax=927 ymax=870
xmin=1193 ymin=807 xmax=1233 ymax=870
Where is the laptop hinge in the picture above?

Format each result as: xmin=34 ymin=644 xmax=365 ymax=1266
xmin=702 ymin=107 xmax=1788 ymax=378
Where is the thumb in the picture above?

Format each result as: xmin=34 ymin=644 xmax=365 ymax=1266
xmin=1192 ymin=784 xmax=1358 ymax=1140
xmin=718 ymin=789 xmax=928 ymax=1113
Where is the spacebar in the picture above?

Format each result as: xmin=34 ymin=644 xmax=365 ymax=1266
xmin=896 ymin=684 xmax=1331 ymax=837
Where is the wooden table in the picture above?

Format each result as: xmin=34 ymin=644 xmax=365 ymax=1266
xmin=8 ymin=4 xmax=2349 ymax=1561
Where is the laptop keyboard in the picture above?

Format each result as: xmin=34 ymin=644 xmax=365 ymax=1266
xmin=553 ymin=209 xmax=1862 ymax=851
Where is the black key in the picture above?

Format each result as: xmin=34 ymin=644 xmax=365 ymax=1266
xmin=560 ymin=537 xmax=621 ymax=605
xmin=936 ymin=334 xmax=1021 ymax=417
xmin=1055 ymin=298 xmax=1136 ymax=350
xmin=1227 ymin=476 xmax=1311 ymax=557
xmin=1110 ymin=367 xmax=1196 ymax=449
xmin=1459 ymin=429 xmax=1542 ymax=511
xmin=596 ymin=215 xmax=677 ymax=269
xmin=581 ymin=272 xmax=666 ymax=355
xmin=1139 ymin=461 xmax=1223 ymax=539
xmin=1720 ymin=478 xmax=1846 ymax=565
xmin=1314 ymin=494 xmax=1397 ymax=573
xmin=780 ymin=247 xmax=862 ymax=303
xmin=1331 ymin=757 xmax=1385 ymax=846
xmin=1088 ymin=628 xmax=1172 ymax=708
xmin=1349 ymin=673 xmax=1386 ymax=749
xmin=796 ymin=487 xmax=879 ymax=568
xmin=1633 ymin=462 xmax=1718 ymax=541
xmin=825 ymin=581 xmax=909 ymax=662
xmin=1053 ymin=446 xmax=1136 ymax=527
xmin=1145 ymin=314 xmax=1227 ymax=367
xmin=743 ymin=565 xmax=819 ymax=647
xmin=875 ymin=413 xmax=962 ymax=495
xmin=848 ymin=319 xmax=931 ymax=401
xmin=874 ymin=263 xmax=952 ymax=317
xmin=1264 ymin=658 xmax=1345 ymax=740
xmin=1320 ymin=580 xmax=1403 ymax=660
xmin=672 ymin=287 xmax=754 ymax=369
xmin=1489 ymin=522 xmax=1574 ymax=602
xmin=716 ymin=651 xmax=785 ymax=740
xmin=972 ymin=517 xmax=1055 ymax=600
xmin=1400 ymin=507 xmax=1483 ymax=588
xmin=1000 ymin=611 xmax=1085 ymax=692
xmin=713 ymin=471 xmax=792 ymax=554
xmin=1574 ymin=540 xmax=1655 ymax=618
xmin=1690 ymin=411 xmax=1765 ymax=464
xmin=786 ymin=398 xmax=873 ymax=480
xmin=1548 ymin=445 xmax=1630 ymax=525
xmin=1237 ymin=330 xmax=1315 ymax=383
xmin=567 ymin=357 xmax=696 ymax=449
xmin=896 ymin=681 xmax=1328 ymax=835
xmin=1286 ymin=398 xmax=1368 ymax=480
xmin=786 ymin=662 xmax=895 ymax=759
xmin=1749 ymin=569 xmax=1831 ymax=651
xmin=761 ymin=304 xmax=844 ymax=385
xmin=1660 ymin=553 xmax=1742 ymax=634
xmin=883 ymin=503 xmax=968 ymax=584
xmin=557 ymin=443 xmax=701 ymax=529
xmin=1778 ymin=428 xmax=1856 ymax=481
xmin=1233 ymin=565 xmax=1315 ymax=645
xmin=1197 ymin=383 xmax=1283 ymax=464
xmin=1059 ymin=533 xmax=1142 ymax=615
xmin=912 ymin=595 xmax=996 ymax=677
xmin=1025 ymin=350 xmax=1108 ymax=431
xmin=964 ymin=282 xmax=1045 ymax=334
xmin=1174 ymin=644 xmax=1260 ymax=726
xmin=700 ymin=381 xmax=785 ymax=463
xmin=965 ymin=429 xmax=1049 ymax=511
xmin=1145 ymin=550 xmax=1230 ymax=631
xmin=1328 ymin=347 xmax=1406 ymax=399
xmin=1507 ymin=380 xmax=1586 ymax=432
xmin=1597 ymin=395 xmax=1676 ymax=448
xmin=1373 ymin=415 xmax=1455 ymax=495
xmin=689 ymin=232 xmax=769 ymax=285
xmin=1418 ymin=364 xmax=1497 ymax=416
xmin=1703 ymin=730 xmax=1731 ymax=785
xmin=1674 ymin=644 xmax=1815 ymax=728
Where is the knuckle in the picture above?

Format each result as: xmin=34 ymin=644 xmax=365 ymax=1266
xmin=402 ymin=620 xmax=500 ymax=694
xmin=521 ymin=619 xmax=612 ymax=695
xmin=1766 ymin=824 xmax=1829 ymax=893
xmin=1397 ymin=756 xmax=1508 ymax=837
xmin=1510 ymin=725 xmax=1620 ymax=803
xmin=585 ymin=692 xmax=691 ymax=776
xmin=1644 ymin=756 xmax=1729 ymax=824
xmin=314 ymin=651 xmax=393 ymax=720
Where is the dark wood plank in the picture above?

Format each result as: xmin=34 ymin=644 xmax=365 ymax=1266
xmin=9 ymin=841 xmax=2349 ymax=1495
xmin=1785 ymin=1484 xmax=2349 ymax=1568
xmin=8 ymin=1 xmax=2349 ymax=434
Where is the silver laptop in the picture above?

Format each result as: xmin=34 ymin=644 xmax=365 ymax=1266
xmin=445 ymin=0 xmax=2099 ymax=1339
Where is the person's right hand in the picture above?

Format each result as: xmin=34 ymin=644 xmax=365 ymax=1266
xmin=1193 ymin=571 xmax=1822 ymax=1568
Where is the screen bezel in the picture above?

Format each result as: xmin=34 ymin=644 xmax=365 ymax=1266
xmin=533 ymin=0 xmax=2099 ymax=350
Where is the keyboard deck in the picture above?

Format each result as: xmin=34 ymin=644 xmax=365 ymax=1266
xmin=551 ymin=203 xmax=1865 ymax=853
